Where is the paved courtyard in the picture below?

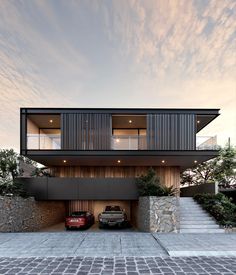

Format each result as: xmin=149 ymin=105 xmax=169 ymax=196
xmin=0 ymin=256 xmax=236 ymax=274
xmin=0 ymin=232 xmax=236 ymax=274
xmin=1 ymin=232 xmax=236 ymax=258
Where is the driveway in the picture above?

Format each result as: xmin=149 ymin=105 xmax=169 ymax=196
xmin=0 ymin=232 xmax=236 ymax=258
xmin=1 ymin=232 xmax=236 ymax=275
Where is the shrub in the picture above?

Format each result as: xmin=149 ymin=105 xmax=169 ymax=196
xmin=194 ymin=193 xmax=236 ymax=227
xmin=136 ymin=167 xmax=177 ymax=197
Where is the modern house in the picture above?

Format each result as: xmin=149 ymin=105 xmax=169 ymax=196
xmin=20 ymin=108 xmax=220 ymax=224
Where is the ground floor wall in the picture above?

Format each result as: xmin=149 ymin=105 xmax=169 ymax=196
xmin=138 ymin=196 xmax=180 ymax=233
xmin=0 ymin=196 xmax=65 ymax=232
xmin=51 ymin=166 xmax=180 ymax=191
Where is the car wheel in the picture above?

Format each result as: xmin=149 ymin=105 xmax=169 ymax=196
xmin=99 ymin=223 xmax=104 ymax=229
xmin=65 ymin=226 xmax=70 ymax=230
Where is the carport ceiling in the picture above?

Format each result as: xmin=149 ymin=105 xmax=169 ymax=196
xmin=27 ymin=151 xmax=218 ymax=170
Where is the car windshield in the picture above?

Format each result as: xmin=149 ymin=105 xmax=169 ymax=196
xmin=70 ymin=211 xmax=87 ymax=217
xmin=105 ymin=206 xmax=121 ymax=211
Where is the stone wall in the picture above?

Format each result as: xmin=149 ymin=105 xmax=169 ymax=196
xmin=0 ymin=196 xmax=65 ymax=232
xmin=138 ymin=196 xmax=179 ymax=233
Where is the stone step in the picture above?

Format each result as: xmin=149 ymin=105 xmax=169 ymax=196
xmin=180 ymin=224 xmax=220 ymax=229
xmin=180 ymin=228 xmax=225 ymax=233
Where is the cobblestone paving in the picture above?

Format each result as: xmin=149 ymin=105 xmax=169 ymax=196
xmin=0 ymin=256 xmax=236 ymax=275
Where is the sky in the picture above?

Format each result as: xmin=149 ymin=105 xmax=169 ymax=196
xmin=0 ymin=0 xmax=235 ymax=151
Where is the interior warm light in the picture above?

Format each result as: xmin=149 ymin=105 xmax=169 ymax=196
xmin=116 ymin=138 xmax=120 ymax=142
xmin=197 ymin=120 xmax=200 ymax=124
xmin=117 ymin=160 xmax=121 ymax=163
xmin=194 ymin=160 xmax=198 ymax=163
xmin=49 ymin=119 xmax=53 ymax=123
xmin=161 ymin=160 xmax=165 ymax=163
xmin=63 ymin=160 xmax=67 ymax=163
xmin=129 ymin=120 xmax=132 ymax=123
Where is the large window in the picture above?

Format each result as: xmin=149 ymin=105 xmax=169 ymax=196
xmin=111 ymin=115 xmax=147 ymax=150
xmin=27 ymin=115 xmax=61 ymax=150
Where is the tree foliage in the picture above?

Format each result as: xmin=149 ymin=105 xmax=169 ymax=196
xmin=0 ymin=149 xmax=36 ymax=196
xmin=136 ymin=167 xmax=177 ymax=196
xmin=181 ymin=144 xmax=236 ymax=188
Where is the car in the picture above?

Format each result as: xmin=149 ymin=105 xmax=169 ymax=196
xmin=65 ymin=211 xmax=94 ymax=230
xmin=98 ymin=205 xmax=128 ymax=228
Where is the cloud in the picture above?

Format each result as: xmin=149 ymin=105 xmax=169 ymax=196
xmin=0 ymin=0 xmax=235 ymax=149
xmin=102 ymin=0 xmax=236 ymax=80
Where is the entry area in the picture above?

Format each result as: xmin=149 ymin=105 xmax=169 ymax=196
xmin=67 ymin=200 xmax=138 ymax=231
xmin=40 ymin=200 xmax=138 ymax=232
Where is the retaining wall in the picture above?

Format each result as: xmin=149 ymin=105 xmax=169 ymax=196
xmin=0 ymin=196 xmax=65 ymax=232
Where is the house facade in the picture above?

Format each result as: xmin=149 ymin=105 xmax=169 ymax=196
xmin=20 ymin=108 xmax=220 ymax=223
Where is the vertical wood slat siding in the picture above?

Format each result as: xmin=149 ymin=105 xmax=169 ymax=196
xmin=51 ymin=166 xmax=180 ymax=191
xmin=61 ymin=113 xmax=111 ymax=150
xmin=147 ymin=114 xmax=195 ymax=150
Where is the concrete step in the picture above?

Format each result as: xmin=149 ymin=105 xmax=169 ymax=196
xmin=180 ymin=218 xmax=215 ymax=222
xmin=180 ymin=228 xmax=225 ymax=233
xmin=180 ymin=220 xmax=216 ymax=225
xmin=181 ymin=214 xmax=211 ymax=218
xmin=180 ymin=206 xmax=203 ymax=208
xmin=180 ymin=224 xmax=220 ymax=229
xmin=180 ymin=211 xmax=209 ymax=215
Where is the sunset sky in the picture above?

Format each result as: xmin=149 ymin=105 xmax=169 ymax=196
xmin=0 ymin=0 xmax=235 ymax=151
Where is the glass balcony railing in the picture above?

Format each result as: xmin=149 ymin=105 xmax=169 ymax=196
xmin=111 ymin=135 xmax=147 ymax=150
xmin=27 ymin=134 xmax=61 ymax=150
xmin=196 ymin=136 xmax=219 ymax=150
xmin=26 ymin=134 xmax=218 ymax=151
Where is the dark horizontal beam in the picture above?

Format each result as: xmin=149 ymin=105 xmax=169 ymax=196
xmin=26 ymin=149 xmax=219 ymax=157
xmin=16 ymin=177 xmax=138 ymax=200
xmin=21 ymin=108 xmax=220 ymax=116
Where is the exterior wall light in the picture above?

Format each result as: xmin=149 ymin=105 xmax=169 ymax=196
xmin=49 ymin=119 xmax=53 ymax=123
xmin=117 ymin=160 xmax=121 ymax=163
xmin=63 ymin=160 xmax=67 ymax=163
xmin=129 ymin=120 xmax=132 ymax=123
xmin=194 ymin=160 xmax=198 ymax=163
xmin=161 ymin=160 xmax=165 ymax=163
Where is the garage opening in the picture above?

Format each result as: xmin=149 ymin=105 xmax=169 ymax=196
xmin=66 ymin=200 xmax=139 ymax=231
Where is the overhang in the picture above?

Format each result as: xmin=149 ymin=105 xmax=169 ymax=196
xmin=26 ymin=150 xmax=219 ymax=170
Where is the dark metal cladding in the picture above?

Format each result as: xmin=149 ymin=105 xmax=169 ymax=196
xmin=16 ymin=177 xmax=138 ymax=200
xmin=147 ymin=114 xmax=195 ymax=150
xmin=61 ymin=113 xmax=112 ymax=150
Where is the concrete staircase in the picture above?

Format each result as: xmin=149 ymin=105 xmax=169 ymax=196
xmin=179 ymin=197 xmax=225 ymax=233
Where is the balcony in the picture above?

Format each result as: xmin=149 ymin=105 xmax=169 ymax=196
xmin=27 ymin=134 xmax=61 ymax=150
xmin=111 ymin=135 xmax=147 ymax=150
xmin=196 ymin=136 xmax=219 ymax=150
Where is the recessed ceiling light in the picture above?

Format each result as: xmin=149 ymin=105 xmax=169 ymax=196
xmin=197 ymin=120 xmax=200 ymax=124
xmin=117 ymin=160 xmax=121 ymax=163
xmin=63 ymin=160 xmax=67 ymax=163
xmin=49 ymin=119 xmax=53 ymax=123
xmin=194 ymin=160 xmax=198 ymax=163
xmin=129 ymin=120 xmax=132 ymax=123
xmin=161 ymin=160 xmax=165 ymax=164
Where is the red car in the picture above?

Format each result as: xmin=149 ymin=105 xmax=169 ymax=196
xmin=65 ymin=211 xmax=95 ymax=230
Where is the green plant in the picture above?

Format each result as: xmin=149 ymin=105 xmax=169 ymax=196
xmin=181 ymin=144 xmax=236 ymax=188
xmin=136 ymin=167 xmax=177 ymax=196
xmin=31 ymin=167 xmax=52 ymax=177
xmin=0 ymin=149 xmax=36 ymax=197
xmin=194 ymin=193 xmax=236 ymax=227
